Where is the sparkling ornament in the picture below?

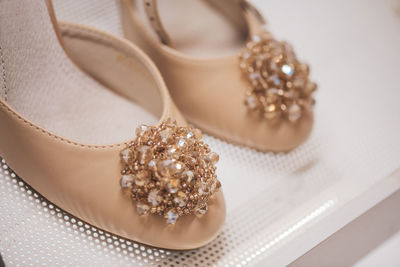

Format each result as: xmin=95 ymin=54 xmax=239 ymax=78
xmin=239 ymin=30 xmax=317 ymax=121
xmin=165 ymin=209 xmax=179 ymax=225
xmin=137 ymin=203 xmax=150 ymax=215
xmin=120 ymin=174 xmax=134 ymax=188
xmin=120 ymin=119 xmax=221 ymax=224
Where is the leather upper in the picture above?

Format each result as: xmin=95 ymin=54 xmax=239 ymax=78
xmin=121 ymin=0 xmax=314 ymax=152
xmin=0 ymin=20 xmax=225 ymax=250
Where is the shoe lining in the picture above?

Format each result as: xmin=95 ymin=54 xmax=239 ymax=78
xmin=137 ymin=0 xmax=249 ymax=57
xmin=0 ymin=0 xmax=158 ymax=145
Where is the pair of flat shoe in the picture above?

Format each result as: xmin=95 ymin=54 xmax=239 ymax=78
xmin=0 ymin=0 xmax=316 ymax=249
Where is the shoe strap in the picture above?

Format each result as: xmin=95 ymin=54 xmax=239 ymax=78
xmin=239 ymin=0 xmax=266 ymax=24
xmin=143 ymin=0 xmax=172 ymax=45
xmin=142 ymin=0 xmax=265 ymax=46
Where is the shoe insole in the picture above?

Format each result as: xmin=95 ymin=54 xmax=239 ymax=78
xmin=0 ymin=0 xmax=158 ymax=145
xmin=137 ymin=0 xmax=248 ymax=57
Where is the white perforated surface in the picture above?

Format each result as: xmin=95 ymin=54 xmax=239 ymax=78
xmin=1 ymin=0 xmax=400 ymax=266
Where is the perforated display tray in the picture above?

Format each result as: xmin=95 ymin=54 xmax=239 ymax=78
xmin=1 ymin=0 xmax=400 ymax=266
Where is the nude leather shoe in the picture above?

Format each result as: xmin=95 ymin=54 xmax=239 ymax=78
xmin=120 ymin=0 xmax=318 ymax=152
xmin=0 ymin=0 xmax=225 ymax=250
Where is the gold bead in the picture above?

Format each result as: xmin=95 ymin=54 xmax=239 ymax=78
xmin=264 ymin=104 xmax=280 ymax=120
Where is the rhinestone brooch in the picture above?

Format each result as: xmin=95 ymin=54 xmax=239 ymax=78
xmin=239 ymin=31 xmax=317 ymax=122
xmin=120 ymin=118 xmax=221 ymax=224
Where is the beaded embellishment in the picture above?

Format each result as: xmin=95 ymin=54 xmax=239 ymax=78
xmin=239 ymin=31 xmax=317 ymax=122
xmin=120 ymin=119 xmax=220 ymax=224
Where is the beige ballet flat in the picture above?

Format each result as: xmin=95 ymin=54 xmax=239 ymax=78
xmin=0 ymin=0 xmax=225 ymax=250
xmin=120 ymin=0 xmax=318 ymax=152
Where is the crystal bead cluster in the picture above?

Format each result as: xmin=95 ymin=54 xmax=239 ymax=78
xmin=239 ymin=31 xmax=317 ymax=122
xmin=120 ymin=118 xmax=221 ymax=224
